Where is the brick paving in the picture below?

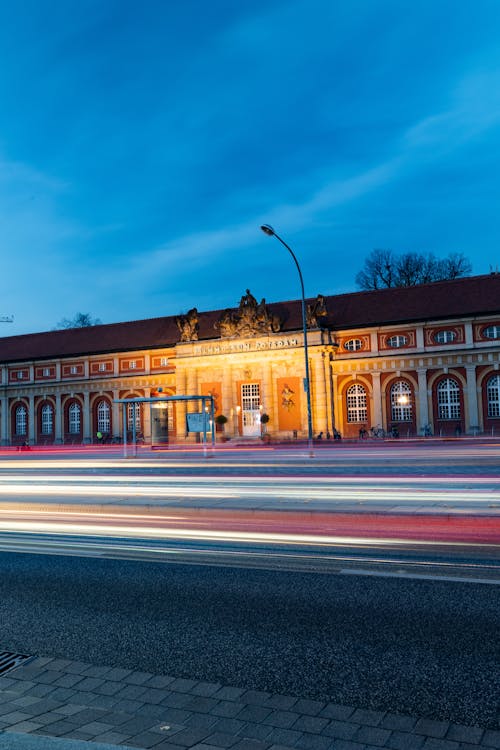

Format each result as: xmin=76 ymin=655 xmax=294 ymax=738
xmin=0 ymin=657 xmax=498 ymax=749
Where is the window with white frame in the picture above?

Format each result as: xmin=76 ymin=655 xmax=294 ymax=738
xmin=390 ymin=381 xmax=412 ymax=422
xmin=344 ymin=338 xmax=363 ymax=352
xmin=97 ymin=400 xmax=111 ymax=433
xmin=387 ymin=335 xmax=408 ymax=348
xmin=70 ymin=366 xmax=78 ymax=375
xmin=346 ymin=384 xmax=367 ymax=423
xmin=15 ymin=405 xmax=27 ymax=435
xmin=127 ymin=402 xmax=142 ymax=432
xmin=42 ymin=368 xmax=51 ymax=377
xmin=41 ymin=404 xmax=53 ymax=434
xmin=129 ymin=360 xmax=137 ymax=369
xmin=98 ymin=362 xmax=107 ymax=372
xmin=437 ymin=378 xmax=460 ymax=420
xmin=487 ymin=374 xmax=500 ymax=418
xmin=160 ymin=357 xmax=168 ymax=367
xmin=17 ymin=371 xmax=25 ymax=379
xmin=434 ymin=330 xmax=456 ymax=344
xmin=482 ymin=325 xmax=500 ymax=339
xmin=68 ymin=402 xmax=81 ymax=434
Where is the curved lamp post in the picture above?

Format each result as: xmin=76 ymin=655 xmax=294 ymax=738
xmin=260 ymin=224 xmax=314 ymax=457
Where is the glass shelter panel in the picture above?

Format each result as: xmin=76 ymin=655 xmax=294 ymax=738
xmin=151 ymin=402 xmax=169 ymax=445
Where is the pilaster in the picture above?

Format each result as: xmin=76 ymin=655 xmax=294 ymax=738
xmin=371 ymin=371 xmax=382 ymax=428
xmin=417 ymin=368 xmax=429 ymax=431
xmin=465 ymin=364 xmax=480 ymax=433
xmin=83 ymin=391 xmax=91 ymax=443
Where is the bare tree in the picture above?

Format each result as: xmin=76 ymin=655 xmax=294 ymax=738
xmin=356 ymin=249 xmax=472 ymax=290
xmin=437 ymin=253 xmax=472 ymax=280
xmin=354 ymin=249 xmax=397 ymax=290
xmin=54 ymin=312 xmax=102 ymax=330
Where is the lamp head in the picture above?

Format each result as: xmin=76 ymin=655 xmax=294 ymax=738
xmin=260 ymin=224 xmax=275 ymax=237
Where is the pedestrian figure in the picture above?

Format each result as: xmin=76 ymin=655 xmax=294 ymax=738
xmin=316 ymin=431 xmax=323 ymax=440
xmin=97 ymin=431 xmax=103 ymax=444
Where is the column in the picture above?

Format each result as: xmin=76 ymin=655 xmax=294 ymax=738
xmin=371 ymin=372 xmax=383 ymax=428
xmin=112 ymin=389 xmax=120 ymax=440
xmin=185 ymin=368 xmax=197 ymax=442
xmin=54 ymin=393 xmax=63 ymax=443
xmin=83 ymin=391 xmax=91 ymax=443
xmin=312 ymin=353 xmax=327 ymax=435
xmin=332 ymin=373 xmax=341 ymax=433
xmin=1 ymin=396 xmax=8 ymax=445
xmin=323 ymin=352 xmax=333 ymax=436
xmin=465 ymin=364 xmax=480 ymax=434
xmin=28 ymin=394 xmax=35 ymax=445
xmin=417 ymin=368 xmax=429 ymax=433
xmin=143 ymin=387 xmax=151 ymax=442
xmin=221 ymin=364 xmax=233 ymax=421
xmin=261 ymin=361 xmax=273 ymax=422
xmin=176 ymin=368 xmax=187 ymax=441
xmin=232 ymin=373 xmax=240 ymax=437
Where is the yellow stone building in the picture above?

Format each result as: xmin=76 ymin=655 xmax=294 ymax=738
xmin=1 ymin=274 xmax=500 ymax=445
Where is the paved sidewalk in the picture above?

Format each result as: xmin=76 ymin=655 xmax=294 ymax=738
xmin=0 ymin=656 xmax=498 ymax=750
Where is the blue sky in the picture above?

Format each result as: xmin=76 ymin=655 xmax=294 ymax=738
xmin=1 ymin=0 xmax=499 ymax=335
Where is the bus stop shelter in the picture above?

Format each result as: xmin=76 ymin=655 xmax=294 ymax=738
xmin=113 ymin=394 xmax=215 ymax=457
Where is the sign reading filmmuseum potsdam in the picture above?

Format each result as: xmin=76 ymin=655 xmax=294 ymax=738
xmin=186 ymin=337 xmax=300 ymax=357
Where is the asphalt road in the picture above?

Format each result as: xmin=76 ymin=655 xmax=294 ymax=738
xmin=0 ymin=550 xmax=498 ymax=730
xmin=1 ymin=442 xmax=498 ymax=731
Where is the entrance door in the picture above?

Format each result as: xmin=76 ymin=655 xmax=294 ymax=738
xmin=241 ymin=383 xmax=261 ymax=436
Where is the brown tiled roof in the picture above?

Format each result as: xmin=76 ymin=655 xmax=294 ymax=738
xmin=1 ymin=274 xmax=499 ymax=364
xmin=323 ymin=273 xmax=500 ymax=330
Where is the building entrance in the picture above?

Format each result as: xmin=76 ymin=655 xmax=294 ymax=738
xmin=241 ymin=383 xmax=261 ymax=437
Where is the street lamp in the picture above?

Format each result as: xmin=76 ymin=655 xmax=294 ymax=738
xmin=260 ymin=224 xmax=314 ymax=457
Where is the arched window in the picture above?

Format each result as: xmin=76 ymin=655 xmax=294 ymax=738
xmin=15 ymin=405 xmax=27 ymax=436
xmin=344 ymin=338 xmax=363 ymax=352
xmin=69 ymin=402 xmax=81 ymax=434
xmin=437 ymin=378 xmax=460 ymax=420
xmin=482 ymin=325 xmax=500 ymax=340
xmin=390 ymin=381 xmax=412 ymax=422
xmin=97 ymin=400 xmax=111 ymax=433
xmin=41 ymin=404 xmax=53 ymax=435
xmin=346 ymin=384 xmax=367 ymax=423
xmin=387 ymin=335 xmax=408 ymax=348
xmin=434 ymin=330 xmax=456 ymax=344
xmin=487 ymin=374 xmax=500 ymax=418
xmin=127 ymin=402 xmax=142 ymax=432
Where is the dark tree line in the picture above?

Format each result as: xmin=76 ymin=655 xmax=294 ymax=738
xmin=355 ymin=249 xmax=472 ymax=291
xmin=54 ymin=312 xmax=102 ymax=330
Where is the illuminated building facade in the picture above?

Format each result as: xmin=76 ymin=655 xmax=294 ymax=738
xmin=1 ymin=274 xmax=500 ymax=446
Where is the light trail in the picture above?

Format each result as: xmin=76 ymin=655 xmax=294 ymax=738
xmin=0 ymin=480 xmax=497 ymax=506
xmin=0 ymin=468 xmax=498 ymax=506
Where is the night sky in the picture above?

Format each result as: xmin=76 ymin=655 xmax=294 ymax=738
xmin=1 ymin=0 xmax=499 ymax=335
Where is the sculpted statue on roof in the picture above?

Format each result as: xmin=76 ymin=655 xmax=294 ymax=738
xmin=214 ymin=289 xmax=281 ymax=338
xmin=306 ymin=294 xmax=328 ymax=328
xmin=176 ymin=307 xmax=199 ymax=341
